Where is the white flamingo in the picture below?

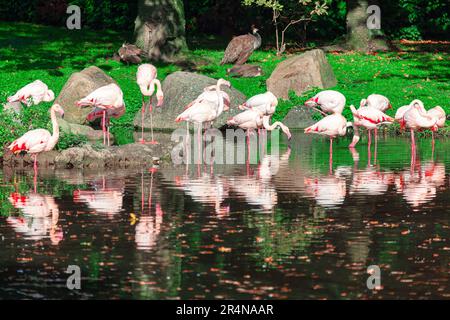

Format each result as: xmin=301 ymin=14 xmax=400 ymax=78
xmin=136 ymin=64 xmax=164 ymax=144
xmin=77 ymin=83 xmax=125 ymax=146
xmin=304 ymin=90 xmax=346 ymax=115
xmin=7 ymin=80 xmax=55 ymax=107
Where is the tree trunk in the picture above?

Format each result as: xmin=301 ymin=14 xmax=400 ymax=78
xmin=134 ymin=0 xmax=188 ymax=62
xmin=346 ymin=0 xmax=388 ymax=52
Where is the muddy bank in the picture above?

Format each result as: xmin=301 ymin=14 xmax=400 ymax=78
xmin=2 ymin=132 xmax=177 ymax=169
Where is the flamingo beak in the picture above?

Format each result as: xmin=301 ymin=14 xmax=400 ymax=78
xmin=157 ymin=96 xmax=164 ymax=107
xmin=60 ymin=111 xmax=65 ymax=119
xmin=304 ymin=98 xmax=317 ymax=107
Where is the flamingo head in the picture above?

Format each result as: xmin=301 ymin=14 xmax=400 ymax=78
xmin=304 ymin=96 xmax=319 ymax=107
xmin=217 ymin=79 xmax=231 ymax=89
xmin=156 ymin=90 xmax=164 ymax=107
xmin=360 ymin=99 xmax=367 ymax=108
xmin=52 ymin=104 xmax=65 ymax=118
xmin=44 ymin=90 xmax=55 ymax=102
xmin=251 ymin=25 xmax=259 ymax=34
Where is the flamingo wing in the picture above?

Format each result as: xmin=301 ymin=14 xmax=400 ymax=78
xmin=9 ymin=129 xmax=51 ymax=154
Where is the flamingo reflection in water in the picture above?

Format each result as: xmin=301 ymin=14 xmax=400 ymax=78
xmin=73 ymin=176 xmax=124 ymax=217
xmin=134 ymin=167 xmax=164 ymax=250
xmin=7 ymin=192 xmax=63 ymax=245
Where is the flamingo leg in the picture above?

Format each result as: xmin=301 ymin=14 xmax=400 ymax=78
xmin=102 ymin=110 xmax=106 ymax=145
xmin=149 ymin=103 xmax=157 ymax=145
xmin=374 ymin=129 xmax=378 ymax=165
xmin=329 ymin=138 xmax=333 ymax=174
xmin=33 ymin=154 xmax=38 ymax=193
xmin=432 ymin=131 xmax=435 ymax=157
xmin=140 ymin=95 xmax=145 ymax=143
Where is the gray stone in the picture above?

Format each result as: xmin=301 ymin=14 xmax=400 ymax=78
xmin=282 ymin=107 xmax=316 ymax=129
xmin=54 ymin=66 xmax=117 ymax=124
xmin=134 ymin=71 xmax=246 ymax=131
xmin=266 ymin=49 xmax=337 ymax=100
xmin=57 ymin=118 xmax=114 ymax=144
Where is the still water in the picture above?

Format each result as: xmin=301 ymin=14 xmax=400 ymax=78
xmin=0 ymin=132 xmax=449 ymax=299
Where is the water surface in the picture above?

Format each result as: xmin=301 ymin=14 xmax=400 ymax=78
xmin=0 ymin=132 xmax=449 ymax=299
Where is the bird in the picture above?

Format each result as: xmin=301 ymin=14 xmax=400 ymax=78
xmin=238 ymin=91 xmax=278 ymax=116
xmin=227 ymin=109 xmax=292 ymax=140
xmin=227 ymin=64 xmax=263 ymax=78
xmin=117 ymin=43 xmax=143 ymax=64
xmin=184 ymin=84 xmax=231 ymax=113
xmin=220 ymin=26 xmax=262 ymax=65
xmin=426 ymin=106 xmax=446 ymax=144
xmin=304 ymin=90 xmax=346 ymax=116
xmin=77 ymin=83 xmax=125 ymax=146
xmin=348 ymin=105 xmax=394 ymax=148
xmin=136 ymin=64 xmax=164 ymax=144
xmin=7 ymin=80 xmax=55 ymax=107
xmin=175 ymin=79 xmax=231 ymax=136
xmin=304 ymin=113 xmax=351 ymax=172
xmin=360 ymin=94 xmax=392 ymax=112
xmin=8 ymin=104 xmax=64 ymax=177
xmin=400 ymin=100 xmax=437 ymax=152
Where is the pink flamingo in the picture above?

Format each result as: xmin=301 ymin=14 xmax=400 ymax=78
xmin=175 ymin=79 xmax=231 ymax=149
xmin=184 ymin=85 xmax=231 ymax=112
xmin=136 ymin=64 xmax=164 ymax=144
xmin=427 ymin=106 xmax=446 ymax=145
xmin=400 ymin=100 xmax=437 ymax=154
xmin=360 ymin=94 xmax=392 ymax=141
xmin=77 ymin=83 xmax=125 ymax=146
xmin=304 ymin=113 xmax=351 ymax=173
xmin=349 ymin=105 xmax=394 ymax=148
xmin=8 ymin=104 xmax=64 ymax=190
xmin=304 ymin=90 xmax=346 ymax=116
xmin=7 ymin=80 xmax=55 ymax=106
xmin=238 ymin=91 xmax=278 ymax=116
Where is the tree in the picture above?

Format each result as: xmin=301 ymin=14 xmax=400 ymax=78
xmin=134 ymin=0 xmax=188 ymax=62
xmin=243 ymin=0 xmax=328 ymax=56
xmin=346 ymin=0 xmax=388 ymax=51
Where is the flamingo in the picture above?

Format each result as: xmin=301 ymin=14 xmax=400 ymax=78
xmin=304 ymin=90 xmax=346 ymax=115
xmin=7 ymin=80 xmax=55 ymax=107
xmin=227 ymin=109 xmax=292 ymax=140
xmin=427 ymin=106 xmax=446 ymax=145
xmin=400 ymin=100 xmax=437 ymax=152
xmin=8 ymin=104 xmax=64 ymax=185
xmin=238 ymin=91 xmax=278 ymax=116
xmin=360 ymin=94 xmax=392 ymax=112
xmin=349 ymin=105 xmax=394 ymax=148
xmin=304 ymin=113 xmax=351 ymax=172
xmin=77 ymin=83 xmax=125 ymax=146
xmin=136 ymin=64 xmax=164 ymax=144
xmin=184 ymin=84 xmax=231 ymax=113
xmin=175 ymin=79 xmax=231 ymax=145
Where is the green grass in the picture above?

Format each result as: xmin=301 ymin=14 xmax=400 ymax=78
xmin=0 ymin=22 xmax=449 ymax=156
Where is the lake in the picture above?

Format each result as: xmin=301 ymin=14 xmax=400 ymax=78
xmin=0 ymin=132 xmax=448 ymax=299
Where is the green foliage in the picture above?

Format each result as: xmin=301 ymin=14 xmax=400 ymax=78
xmin=56 ymin=132 xmax=88 ymax=150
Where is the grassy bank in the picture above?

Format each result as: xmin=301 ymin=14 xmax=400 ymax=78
xmin=0 ymin=22 xmax=449 ymax=156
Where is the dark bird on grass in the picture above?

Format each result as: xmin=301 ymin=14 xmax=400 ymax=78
xmin=220 ymin=26 xmax=262 ymax=65
xmin=117 ymin=43 xmax=143 ymax=64
xmin=227 ymin=64 xmax=263 ymax=78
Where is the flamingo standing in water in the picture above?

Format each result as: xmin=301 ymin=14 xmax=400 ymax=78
xmin=348 ymin=105 xmax=394 ymax=149
xmin=427 ymin=106 xmax=446 ymax=145
xmin=400 ymin=100 xmax=437 ymax=153
xmin=238 ymin=91 xmax=278 ymax=116
xmin=77 ymin=83 xmax=125 ymax=146
xmin=7 ymin=80 xmax=55 ymax=106
xmin=360 ymin=94 xmax=392 ymax=141
xmin=304 ymin=90 xmax=346 ymax=115
xmin=136 ymin=64 xmax=164 ymax=144
xmin=304 ymin=113 xmax=351 ymax=172
xmin=8 ymin=104 xmax=64 ymax=190
xmin=175 ymin=79 xmax=231 ymax=142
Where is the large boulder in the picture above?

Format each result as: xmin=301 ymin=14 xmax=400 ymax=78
xmin=282 ymin=107 xmax=315 ymax=129
xmin=267 ymin=49 xmax=337 ymax=100
xmin=54 ymin=66 xmax=117 ymax=124
xmin=134 ymin=71 xmax=246 ymax=131
xmin=57 ymin=118 xmax=114 ymax=144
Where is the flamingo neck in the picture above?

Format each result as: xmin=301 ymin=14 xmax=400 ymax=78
xmin=216 ymin=82 xmax=224 ymax=115
xmin=45 ymin=108 xmax=60 ymax=151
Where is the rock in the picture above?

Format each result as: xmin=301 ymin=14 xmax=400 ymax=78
xmin=134 ymin=71 xmax=246 ymax=131
xmin=3 ymin=102 xmax=23 ymax=114
xmin=54 ymin=66 xmax=117 ymax=124
xmin=266 ymin=49 xmax=337 ymax=100
xmin=282 ymin=107 xmax=315 ymax=129
xmin=57 ymin=118 xmax=114 ymax=144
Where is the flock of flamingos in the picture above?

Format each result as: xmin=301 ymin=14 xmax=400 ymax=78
xmin=5 ymin=63 xmax=447 ymax=175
